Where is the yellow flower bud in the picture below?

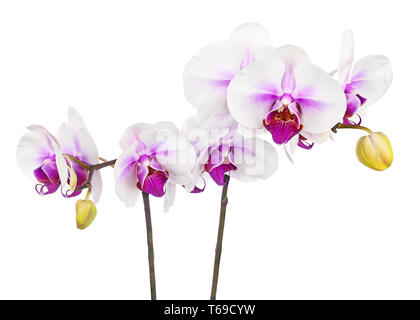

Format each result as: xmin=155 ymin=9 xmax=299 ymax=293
xmin=75 ymin=199 xmax=97 ymax=230
xmin=356 ymin=132 xmax=393 ymax=171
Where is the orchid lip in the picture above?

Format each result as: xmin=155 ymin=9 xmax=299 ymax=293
xmin=204 ymin=146 xmax=237 ymax=186
xmin=135 ymin=156 xmax=169 ymax=198
xmin=33 ymin=157 xmax=61 ymax=195
xmin=263 ymin=101 xmax=303 ymax=145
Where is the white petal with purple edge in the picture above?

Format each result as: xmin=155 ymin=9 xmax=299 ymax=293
xmin=350 ymin=55 xmax=393 ymax=107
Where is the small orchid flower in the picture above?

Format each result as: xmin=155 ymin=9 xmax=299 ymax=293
xmin=227 ymin=45 xmax=347 ymax=150
xmin=16 ymin=107 xmax=102 ymax=203
xmin=17 ymin=125 xmax=69 ymax=195
xmin=114 ymin=122 xmax=197 ymax=212
xmin=182 ymin=117 xmax=279 ymax=190
xmin=183 ymin=23 xmax=271 ymax=128
xmin=338 ymin=30 xmax=393 ymax=124
xmin=57 ymin=107 xmax=102 ymax=202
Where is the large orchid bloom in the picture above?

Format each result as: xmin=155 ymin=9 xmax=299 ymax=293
xmin=338 ymin=30 xmax=393 ymax=125
xmin=17 ymin=125 xmax=69 ymax=195
xmin=114 ymin=122 xmax=197 ymax=211
xmin=183 ymin=23 xmax=271 ymax=129
xmin=227 ymin=45 xmax=347 ymax=149
xmin=58 ymin=107 xmax=102 ymax=202
xmin=16 ymin=107 xmax=102 ymax=202
xmin=182 ymin=117 xmax=278 ymax=191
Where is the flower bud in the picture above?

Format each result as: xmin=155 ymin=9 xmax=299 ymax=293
xmin=356 ymin=132 xmax=393 ymax=171
xmin=75 ymin=199 xmax=97 ymax=230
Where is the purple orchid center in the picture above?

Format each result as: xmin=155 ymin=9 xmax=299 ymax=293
xmin=263 ymin=96 xmax=303 ymax=145
xmin=135 ymin=154 xmax=169 ymax=198
xmin=344 ymin=84 xmax=367 ymax=120
xmin=33 ymin=157 xmax=61 ymax=195
xmin=204 ymin=145 xmax=237 ymax=186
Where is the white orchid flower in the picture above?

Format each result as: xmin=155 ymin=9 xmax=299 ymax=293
xmin=114 ymin=122 xmax=197 ymax=212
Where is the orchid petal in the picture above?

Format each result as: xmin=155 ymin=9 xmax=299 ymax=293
xmin=230 ymin=135 xmax=278 ymax=180
xmin=114 ymin=144 xmax=141 ymax=207
xmin=91 ymin=171 xmax=103 ymax=203
xmin=154 ymin=134 xmax=197 ymax=181
xmin=164 ymin=182 xmax=176 ymax=212
xmin=183 ymin=40 xmax=237 ymax=115
xmin=349 ymin=55 xmax=393 ymax=107
xmin=294 ymin=63 xmax=347 ymax=133
xmin=272 ymin=45 xmax=310 ymax=69
xmin=338 ymin=30 xmax=355 ymax=85
xmin=227 ymin=58 xmax=284 ymax=129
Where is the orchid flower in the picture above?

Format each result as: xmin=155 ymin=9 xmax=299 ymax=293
xmin=16 ymin=107 xmax=102 ymax=202
xmin=114 ymin=122 xmax=197 ymax=212
xmin=17 ymin=125 xmax=69 ymax=195
xmin=58 ymin=107 xmax=102 ymax=202
xmin=182 ymin=117 xmax=279 ymax=190
xmin=338 ymin=30 xmax=393 ymax=125
xmin=227 ymin=45 xmax=347 ymax=151
xmin=183 ymin=23 xmax=271 ymax=129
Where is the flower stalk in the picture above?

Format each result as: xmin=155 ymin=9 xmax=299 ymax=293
xmin=142 ymin=192 xmax=157 ymax=300
xmin=64 ymin=154 xmax=116 ymax=192
xmin=331 ymin=123 xmax=373 ymax=134
xmin=210 ymin=174 xmax=230 ymax=300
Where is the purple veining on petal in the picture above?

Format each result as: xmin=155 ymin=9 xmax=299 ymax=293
xmin=263 ymin=103 xmax=302 ymax=145
xmin=297 ymin=135 xmax=314 ymax=150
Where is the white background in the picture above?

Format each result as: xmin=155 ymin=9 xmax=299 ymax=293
xmin=0 ymin=0 xmax=419 ymax=300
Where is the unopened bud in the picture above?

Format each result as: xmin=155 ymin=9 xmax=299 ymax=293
xmin=356 ymin=132 xmax=393 ymax=171
xmin=75 ymin=199 xmax=97 ymax=230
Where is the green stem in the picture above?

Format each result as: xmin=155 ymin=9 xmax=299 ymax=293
xmin=210 ymin=174 xmax=230 ymax=300
xmin=332 ymin=123 xmax=373 ymax=134
xmin=142 ymin=192 xmax=157 ymax=300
